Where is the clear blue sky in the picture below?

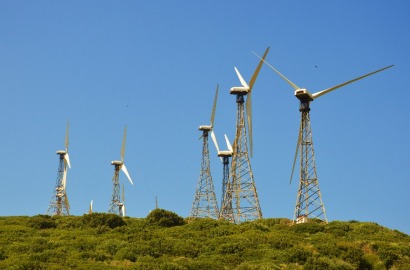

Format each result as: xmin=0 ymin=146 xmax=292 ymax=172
xmin=0 ymin=1 xmax=408 ymax=234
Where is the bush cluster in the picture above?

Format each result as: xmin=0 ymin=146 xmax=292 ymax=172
xmin=0 ymin=213 xmax=408 ymax=269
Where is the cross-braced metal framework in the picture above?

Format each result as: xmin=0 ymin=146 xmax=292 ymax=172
xmin=219 ymin=155 xmax=234 ymax=221
xmin=293 ymin=101 xmax=327 ymax=224
xmin=47 ymin=153 xmax=70 ymax=215
xmin=190 ymin=131 xmax=220 ymax=219
xmin=220 ymin=94 xmax=262 ymax=223
xmin=108 ymin=164 xmax=123 ymax=216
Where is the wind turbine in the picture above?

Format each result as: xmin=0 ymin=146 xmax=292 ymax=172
xmin=255 ymin=53 xmax=393 ymax=223
xmin=219 ymin=47 xmax=269 ymax=223
xmin=47 ymin=121 xmax=71 ymax=216
xmin=190 ymin=84 xmax=220 ymax=220
xmin=108 ymin=126 xmax=134 ymax=216
xmin=210 ymin=133 xmax=234 ymax=220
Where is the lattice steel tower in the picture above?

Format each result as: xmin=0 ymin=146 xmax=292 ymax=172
xmin=47 ymin=122 xmax=71 ymax=216
xmin=293 ymin=100 xmax=327 ymax=223
xmin=256 ymin=55 xmax=393 ymax=224
xmin=219 ymin=47 xmax=269 ymax=223
xmin=109 ymin=126 xmax=134 ymax=216
xmin=190 ymin=85 xmax=220 ymax=219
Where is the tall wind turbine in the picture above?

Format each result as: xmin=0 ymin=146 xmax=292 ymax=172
xmin=47 ymin=121 xmax=71 ymax=216
xmin=190 ymin=85 xmax=220 ymax=220
xmin=109 ymin=126 xmax=134 ymax=216
xmin=219 ymin=47 xmax=269 ymax=223
xmin=210 ymin=133 xmax=234 ymax=220
xmin=256 ymin=53 xmax=393 ymax=223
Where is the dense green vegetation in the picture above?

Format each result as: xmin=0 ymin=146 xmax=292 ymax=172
xmin=0 ymin=209 xmax=409 ymax=269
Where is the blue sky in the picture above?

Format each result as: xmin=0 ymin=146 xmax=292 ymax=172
xmin=0 ymin=1 xmax=408 ymax=234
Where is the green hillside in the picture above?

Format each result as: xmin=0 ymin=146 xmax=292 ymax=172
xmin=0 ymin=210 xmax=409 ymax=270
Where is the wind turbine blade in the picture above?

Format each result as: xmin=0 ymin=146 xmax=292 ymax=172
xmin=246 ymin=93 xmax=253 ymax=157
xmin=65 ymin=192 xmax=70 ymax=211
xmin=122 ymin=205 xmax=126 ymax=217
xmin=89 ymin=200 xmax=93 ymax=214
xmin=122 ymin=184 xmax=125 ymax=202
xmin=253 ymin=51 xmax=300 ymax=90
xmin=121 ymin=126 xmax=127 ymax=161
xmin=210 ymin=84 xmax=219 ymax=127
xmin=312 ymin=65 xmax=394 ymax=99
xmin=65 ymin=121 xmax=69 ymax=150
xmin=224 ymin=134 xmax=233 ymax=152
xmin=290 ymin=121 xmax=302 ymax=184
xmin=234 ymin=67 xmax=249 ymax=88
xmin=249 ymin=47 xmax=270 ymax=91
xmin=121 ymin=164 xmax=134 ymax=185
xmin=64 ymin=153 xmax=71 ymax=169
xmin=210 ymin=130 xmax=220 ymax=153
xmin=62 ymin=167 xmax=67 ymax=190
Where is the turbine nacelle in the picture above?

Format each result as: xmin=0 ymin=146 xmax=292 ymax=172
xmin=56 ymin=150 xmax=67 ymax=155
xmin=198 ymin=125 xmax=212 ymax=131
xmin=294 ymin=89 xmax=313 ymax=102
xmin=217 ymin=150 xmax=233 ymax=158
xmin=229 ymin=87 xmax=249 ymax=95
xmin=111 ymin=160 xmax=124 ymax=166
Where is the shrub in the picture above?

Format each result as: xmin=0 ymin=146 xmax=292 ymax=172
xmin=146 ymin=209 xmax=186 ymax=227
xmin=81 ymin=213 xmax=126 ymax=229
xmin=28 ymin=215 xmax=57 ymax=229
xmin=291 ymin=222 xmax=324 ymax=234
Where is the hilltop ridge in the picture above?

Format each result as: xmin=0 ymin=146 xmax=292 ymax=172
xmin=0 ymin=210 xmax=409 ymax=269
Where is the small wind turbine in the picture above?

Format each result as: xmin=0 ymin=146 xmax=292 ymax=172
xmin=47 ymin=121 xmax=71 ymax=216
xmin=255 ymin=52 xmax=393 ymax=223
xmin=108 ymin=126 xmax=134 ymax=216
xmin=190 ymin=84 xmax=220 ymax=220
xmin=210 ymin=133 xmax=234 ymax=220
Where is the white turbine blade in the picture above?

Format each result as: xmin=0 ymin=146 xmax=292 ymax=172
xmin=249 ymin=47 xmax=270 ymax=91
xmin=122 ymin=184 xmax=125 ymax=202
xmin=62 ymin=167 xmax=67 ymax=190
xmin=290 ymin=121 xmax=302 ymax=184
xmin=65 ymin=192 xmax=70 ymax=211
xmin=253 ymin=51 xmax=300 ymax=90
xmin=122 ymin=204 xmax=126 ymax=217
xmin=312 ymin=65 xmax=394 ymax=99
xmin=210 ymin=84 xmax=219 ymax=127
xmin=65 ymin=121 xmax=69 ymax=150
xmin=245 ymin=93 xmax=253 ymax=157
xmin=210 ymin=130 xmax=220 ymax=153
xmin=121 ymin=126 xmax=127 ymax=161
xmin=121 ymin=164 xmax=134 ymax=185
xmin=234 ymin=67 xmax=249 ymax=88
xmin=210 ymin=130 xmax=222 ymax=162
xmin=89 ymin=200 xmax=93 ymax=214
xmin=224 ymin=134 xmax=233 ymax=153
xmin=64 ymin=153 xmax=71 ymax=169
